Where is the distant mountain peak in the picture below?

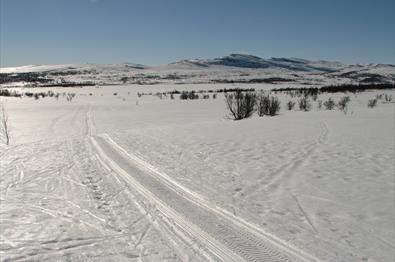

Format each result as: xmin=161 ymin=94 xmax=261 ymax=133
xmin=169 ymin=54 xmax=343 ymax=72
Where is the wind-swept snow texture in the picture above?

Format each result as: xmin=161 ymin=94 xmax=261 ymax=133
xmin=1 ymin=84 xmax=394 ymax=261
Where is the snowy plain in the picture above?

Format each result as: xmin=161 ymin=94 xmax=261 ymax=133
xmin=0 ymin=82 xmax=395 ymax=261
xmin=0 ymin=77 xmax=394 ymax=260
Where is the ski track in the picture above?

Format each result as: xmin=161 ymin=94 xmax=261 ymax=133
xmin=1 ymin=101 xmax=325 ymax=261
xmin=91 ymin=130 xmax=319 ymax=261
xmin=1 ymin=105 xmax=179 ymax=261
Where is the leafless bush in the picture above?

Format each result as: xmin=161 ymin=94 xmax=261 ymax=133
xmin=0 ymin=89 xmax=21 ymax=97
xmin=318 ymin=100 xmax=323 ymax=110
xmin=180 ymin=91 xmax=199 ymax=100
xmin=368 ymin=98 xmax=378 ymax=108
xmin=298 ymin=97 xmax=311 ymax=111
xmin=213 ymin=93 xmax=217 ymax=99
xmin=0 ymin=102 xmax=10 ymax=145
xmin=156 ymin=93 xmax=163 ymax=99
xmin=225 ymin=89 xmax=256 ymax=120
xmin=286 ymin=101 xmax=295 ymax=110
xmin=337 ymin=96 xmax=351 ymax=112
xmin=323 ymin=98 xmax=335 ymax=110
xmin=384 ymin=94 xmax=392 ymax=103
xmin=188 ymin=91 xmax=199 ymax=100
xmin=257 ymin=93 xmax=281 ymax=116
xmin=66 ymin=93 xmax=76 ymax=102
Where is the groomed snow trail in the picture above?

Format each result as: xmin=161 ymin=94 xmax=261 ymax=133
xmin=0 ymin=105 xmax=180 ymax=261
xmin=91 ymin=133 xmax=319 ymax=262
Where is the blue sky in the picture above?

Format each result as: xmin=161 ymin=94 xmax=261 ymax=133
xmin=0 ymin=0 xmax=394 ymax=66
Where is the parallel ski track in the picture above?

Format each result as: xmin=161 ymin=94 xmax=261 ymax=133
xmin=91 ymin=134 xmax=319 ymax=262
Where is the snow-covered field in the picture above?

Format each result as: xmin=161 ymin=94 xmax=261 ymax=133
xmin=1 ymin=83 xmax=394 ymax=261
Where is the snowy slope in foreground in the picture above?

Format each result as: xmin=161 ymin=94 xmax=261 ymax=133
xmin=1 ymin=85 xmax=394 ymax=261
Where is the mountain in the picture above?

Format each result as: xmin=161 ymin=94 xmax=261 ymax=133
xmin=1 ymin=54 xmax=394 ymax=86
xmin=169 ymin=54 xmax=344 ymax=72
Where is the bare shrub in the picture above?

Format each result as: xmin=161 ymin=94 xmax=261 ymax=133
xmin=66 ymin=93 xmax=76 ymax=102
xmin=188 ymin=91 xmax=199 ymax=100
xmin=155 ymin=93 xmax=163 ymax=99
xmin=212 ymin=93 xmax=217 ymax=99
xmin=298 ymin=97 xmax=311 ymax=111
xmin=180 ymin=91 xmax=199 ymax=100
xmin=180 ymin=92 xmax=187 ymax=99
xmin=384 ymin=94 xmax=392 ymax=103
xmin=323 ymin=98 xmax=335 ymax=110
xmin=225 ymin=89 xmax=256 ymax=120
xmin=0 ymin=102 xmax=10 ymax=145
xmin=257 ymin=93 xmax=281 ymax=116
xmin=337 ymin=96 xmax=351 ymax=112
xmin=368 ymin=98 xmax=378 ymax=108
xmin=286 ymin=101 xmax=295 ymax=110
xmin=203 ymin=94 xmax=210 ymax=99
xmin=318 ymin=100 xmax=323 ymax=110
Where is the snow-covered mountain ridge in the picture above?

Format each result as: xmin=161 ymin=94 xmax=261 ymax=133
xmin=1 ymin=54 xmax=394 ymax=87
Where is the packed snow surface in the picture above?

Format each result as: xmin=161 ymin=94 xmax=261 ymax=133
xmin=1 ymin=83 xmax=394 ymax=261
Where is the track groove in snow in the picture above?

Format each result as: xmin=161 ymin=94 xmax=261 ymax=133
xmin=91 ymin=134 xmax=319 ymax=261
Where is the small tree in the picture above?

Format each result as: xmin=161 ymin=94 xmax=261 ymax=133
xmin=225 ymin=89 xmax=256 ymax=120
xmin=337 ymin=96 xmax=351 ymax=112
xmin=323 ymin=98 xmax=335 ymax=110
xmin=317 ymin=100 xmax=323 ymax=110
xmin=384 ymin=94 xmax=392 ymax=103
xmin=180 ymin=91 xmax=188 ymax=100
xmin=0 ymin=102 xmax=10 ymax=145
xmin=368 ymin=98 xmax=378 ymax=108
xmin=188 ymin=91 xmax=199 ymax=100
xmin=286 ymin=101 xmax=295 ymax=110
xmin=298 ymin=97 xmax=311 ymax=111
xmin=66 ymin=93 xmax=76 ymax=101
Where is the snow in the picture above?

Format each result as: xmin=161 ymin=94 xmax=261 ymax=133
xmin=1 ymin=54 xmax=394 ymax=87
xmin=0 ymin=63 xmax=147 ymax=74
xmin=1 ymin=83 xmax=394 ymax=261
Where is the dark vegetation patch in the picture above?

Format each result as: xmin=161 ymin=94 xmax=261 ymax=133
xmin=211 ymin=77 xmax=294 ymax=84
xmin=0 ymin=72 xmax=52 ymax=84
xmin=272 ymin=83 xmax=394 ymax=96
